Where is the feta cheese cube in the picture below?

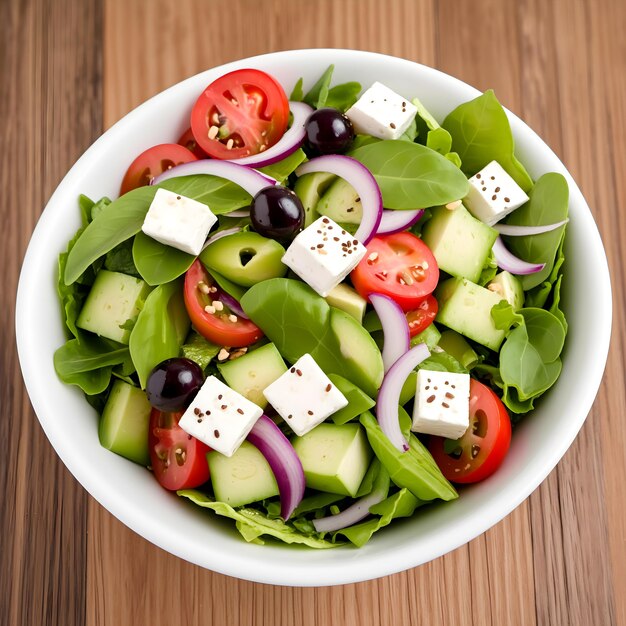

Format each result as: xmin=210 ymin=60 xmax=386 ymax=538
xmin=282 ymin=217 xmax=366 ymax=297
xmin=345 ymin=82 xmax=418 ymax=140
xmin=412 ymin=370 xmax=470 ymax=439
xmin=179 ymin=376 xmax=263 ymax=457
xmin=142 ymin=188 xmax=217 ymax=256
xmin=464 ymin=161 xmax=530 ymax=225
xmin=263 ymin=354 xmax=348 ymax=436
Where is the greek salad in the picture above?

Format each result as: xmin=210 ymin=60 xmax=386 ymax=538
xmin=54 ymin=65 xmax=569 ymax=548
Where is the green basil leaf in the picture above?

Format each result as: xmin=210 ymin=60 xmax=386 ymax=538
xmin=442 ymin=90 xmax=533 ymax=191
xmin=129 ymin=279 xmax=190 ymax=388
xmin=349 ymin=140 xmax=469 ymax=209
xmin=132 ymin=232 xmax=195 ymax=286
xmin=303 ymin=64 xmax=334 ymax=109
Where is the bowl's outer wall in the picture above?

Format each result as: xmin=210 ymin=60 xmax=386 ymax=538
xmin=16 ymin=49 xmax=612 ymax=586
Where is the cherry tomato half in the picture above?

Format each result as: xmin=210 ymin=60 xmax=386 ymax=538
xmin=428 ymin=379 xmax=512 ymax=484
xmin=177 ymin=127 xmax=208 ymax=159
xmin=191 ymin=69 xmax=290 ymax=160
xmin=406 ymin=295 xmax=438 ymax=337
xmin=184 ymin=260 xmax=263 ymax=348
xmin=351 ymin=232 xmax=439 ymax=311
xmin=120 ymin=143 xmax=197 ymax=195
xmin=149 ymin=409 xmax=210 ymax=491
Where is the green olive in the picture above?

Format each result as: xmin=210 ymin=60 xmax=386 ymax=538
xmin=199 ymin=232 xmax=287 ymax=287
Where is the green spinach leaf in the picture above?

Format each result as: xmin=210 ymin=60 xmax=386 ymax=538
xmin=504 ymin=173 xmax=569 ymax=289
xmin=258 ymin=148 xmax=307 ymax=182
xmin=442 ymin=90 xmax=533 ymax=191
xmin=349 ymin=140 xmax=469 ymax=209
xmin=132 ymin=232 xmax=195 ymax=286
xmin=303 ymin=65 xmax=334 ymax=109
xmin=181 ymin=332 xmax=221 ymax=370
xmin=325 ymin=82 xmax=362 ymax=111
xmin=129 ymin=279 xmax=190 ymax=388
xmin=240 ymin=279 xmax=383 ymax=397
xmin=104 ymin=238 xmax=140 ymax=277
xmin=289 ymin=78 xmax=304 ymax=102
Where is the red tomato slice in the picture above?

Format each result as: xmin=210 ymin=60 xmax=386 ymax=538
xmin=191 ymin=69 xmax=290 ymax=160
xmin=120 ymin=143 xmax=197 ymax=195
xmin=428 ymin=379 xmax=512 ymax=484
xmin=149 ymin=409 xmax=210 ymax=491
xmin=406 ymin=295 xmax=438 ymax=337
xmin=177 ymin=127 xmax=208 ymax=159
xmin=351 ymin=232 xmax=439 ymax=311
xmin=184 ymin=260 xmax=263 ymax=348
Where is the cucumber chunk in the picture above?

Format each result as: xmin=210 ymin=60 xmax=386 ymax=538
xmin=208 ymin=441 xmax=279 ymax=507
xmin=98 ymin=380 xmax=151 ymax=466
xmin=292 ymin=423 xmax=372 ymax=496
xmin=328 ymin=374 xmax=375 ymax=425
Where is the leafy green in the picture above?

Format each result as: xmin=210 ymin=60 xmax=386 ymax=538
xmin=410 ymin=324 xmax=442 ymax=350
xmin=419 ymin=351 xmax=467 ymax=374
xmin=548 ymin=274 xmax=567 ymax=333
xmin=325 ymin=82 xmax=362 ymax=111
xmin=291 ymin=492 xmax=346 ymax=518
xmin=411 ymin=96 xmax=457 ymax=162
xmin=104 ymin=238 xmax=140 ymax=277
xmin=442 ymin=90 xmax=533 ymax=191
xmin=504 ymin=173 xmax=569 ymax=289
xmin=207 ymin=268 xmax=247 ymax=301
xmin=360 ymin=411 xmax=457 ymax=502
xmin=303 ymin=65 xmax=334 ymax=109
xmin=398 ymin=118 xmax=418 ymax=143
xmin=129 ymin=279 xmax=190 ymax=388
xmin=426 ymin=127 xmax=453 ymax=155
xmin=349 ymin=140 xmax=469 ymax=209
xmin=132 ymin=232 xmax=195 ymax=286
xmin=336 ymin=488 xmax=422 ymax=547
xmin=328 ymin=374 xmax=375 ymax=425
xmin=58 ymin=228 xmax=88 ymax=339
xmin=90 ymin=196 xmax=113 ymax=221
xmin=258 ymin=148 xmax=307 ymax=182
xmin=491 ymin=300 xmax=524 ymax=331
xmin=240 ymin=279 xmax=383 ymax=397
xmin=177 ymin=490 xmax=340 ymax=548
xmin=181 ymin=332 xmax=221 ymax=370
xmin=478 ymin=250 xmax=498 ymax=286
xmin=159 ymin=175 xmax=251 ymax=214
xmin=289 ymin=78 xmax=304 ymax=102
xmin=355 ymin=458 xmax=382 ymax=498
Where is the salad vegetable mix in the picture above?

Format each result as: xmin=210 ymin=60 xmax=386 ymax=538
xmin=54 ymin=65 xmax=568 ymax=548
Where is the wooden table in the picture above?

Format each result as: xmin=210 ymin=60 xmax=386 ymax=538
xmin=3 ymin=0 xmax=625 ymax=623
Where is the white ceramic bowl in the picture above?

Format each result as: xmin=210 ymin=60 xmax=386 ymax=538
xmin=16 ymin=49 xmax=612 ymax=586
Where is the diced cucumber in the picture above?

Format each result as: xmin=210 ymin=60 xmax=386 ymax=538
xmin=487 ymin=271 xmax=524 ymax=310
xmin=438 ymin=330 xmax=479 ymax=369
xmin=421 ymin=205 xmax=497 ymax=283
xmin=316 ymin=178 xmax=362 ymax=224
xmin=410 ymin=323 xmax=441 ymax=350
xmin=325 ymin=284 xmax=367 ymax=323
xmin=208 ymin=441 xmax=279 ymax=507
xmin=218 ymin=343 xmax=287 ymax=409
xmin=328 ymin=374 xmax=375 ymax=425
xmin=98 ymin=380 xmax=151 ymax=466
xmin=292 ymin=423 xmax=372 ymax=496
xmin=77 ymin=270 xmax=151 ymax=344
xmin=435 ymin=277 xmax=506 ymax=351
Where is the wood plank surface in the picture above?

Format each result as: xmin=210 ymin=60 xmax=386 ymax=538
xmin=3 ymin=0 xmax=625 ymax=624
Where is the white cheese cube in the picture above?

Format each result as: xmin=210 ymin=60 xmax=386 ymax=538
xmin=282 ymin=217 xmax=366 ymax=297
xmin=412 ymin=370 xmax=470 ymax=439
xmin=263 ymin=354 xmax=348 ymax=437
xmin=179 ymin=376 xmax=263 ymax=457
xmin=464 ymin=161 xmax=530 ymax=225
xmin=142 ymin=188 xmax=217 ymax=256
xmin=345 ymin=82 xmax=418 ymax=140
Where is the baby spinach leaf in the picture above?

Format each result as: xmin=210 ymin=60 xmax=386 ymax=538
xmin=445 ymin=152 xmax=462 ymax=168
xmin=289 ymin=77 xmax=304 ymax=102
xmin=303 ymin=64 xmax=334 ymax=109
xmin=442 ymin=90 xmax=533 ymax=192
xmin=548 ymin=274 xmax=567 ymax=333
xmin=504 ymin=173 xmax=569 ymax=290
xmin=258 ymin=148 xmax=307 ymax=182
xmin=325 ymin=81 xmax=362 ymax=111
xmin=207 ymin=268 xmax=247 ymax=301
xmin=181 ymin=332 xmax=221 ymax=370
xmin=520 ymin=308 xmax=565 ymax=362
xmin=129 ymin=279 xmax=190 ymax=388
xmin=398 ymin=118 xmax=418 ymax=143
xmin=349 ymin=140 xmax=469 ymax=209
xmin=336 ymin=488 xmax=422 ymax=548
xmin=328 ymin=374 xmax=375 ymax=425
xmin=104 ymin=238 xmax=140 ymax=277
xmin=58 ymin=226 xmax=89 ymax=339
xmin=360 ymin=411 xmax=457 ymax=502
xmin=177 ymin=490 xmax=340 ymax=548
xmin=240 ymin=278 xmax=383 ymax=397
xmin=426 ymin=127 xmax=453 ymax=155
xmin=132 ymin=232 xmax=195 ymax=286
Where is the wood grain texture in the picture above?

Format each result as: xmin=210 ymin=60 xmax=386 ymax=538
xmin=4 ymin=0 xmax=625 ymax=624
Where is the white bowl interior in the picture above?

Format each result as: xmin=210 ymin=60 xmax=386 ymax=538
xmin=16 ymin=49 xmax=612 ymax=586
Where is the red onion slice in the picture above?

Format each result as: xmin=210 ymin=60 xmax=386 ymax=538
xmin=370 ymin=293 xmax=410 ymax=372
xmin=376 ymin=343 xmax=430 ymax=452
xmin=296 ymin=155 xmax=383 ymax=244
xmin=247 ymin=414 xmax=305 ymax=520
xmin=312 ymin=477 xmax=389 ymax=533
xmin=217 ymin=289 xmax=249 ymax=320
xmin=228 ymin=101 xmax=314 ymax=168
xmin=494 ymin=219 xmax=568 ymax=236
xmin=377 ymin=209 xmax=424 ymax=235
xmin=201 ymin=226 xmax=242 ymax=251
xmin=151 ymin=159 xmax=276 ymax=197
xmin=492 ymin=236 xmax=546 ymax=275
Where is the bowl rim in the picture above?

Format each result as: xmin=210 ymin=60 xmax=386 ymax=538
xmin=16 ymin=48 xmax=613 ymax=586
